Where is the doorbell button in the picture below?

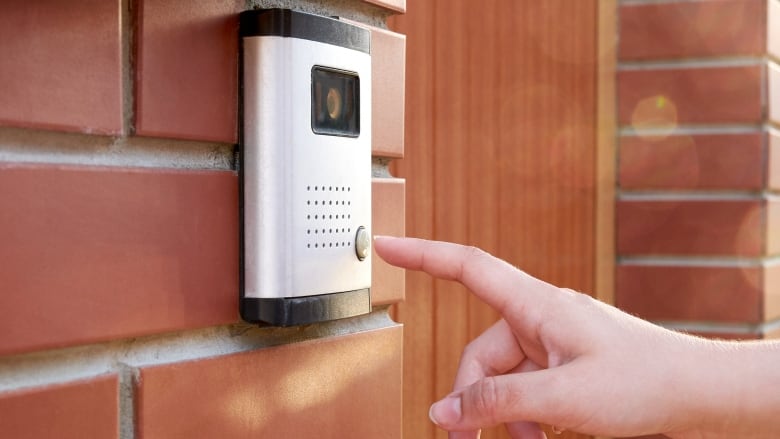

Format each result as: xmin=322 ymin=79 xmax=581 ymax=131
xmin=355 ymin=226 xmax=370 ymax=261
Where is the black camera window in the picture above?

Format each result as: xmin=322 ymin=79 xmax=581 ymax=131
xmin=311 ymin=67 xmax=360 ymax=137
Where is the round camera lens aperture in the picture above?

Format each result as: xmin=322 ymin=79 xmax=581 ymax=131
xmin=327 ymin=88 xmax=342 ymax=120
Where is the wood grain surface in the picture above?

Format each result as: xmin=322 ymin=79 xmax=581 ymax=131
xmin=389 ymin=1 xmax=602 ymax=438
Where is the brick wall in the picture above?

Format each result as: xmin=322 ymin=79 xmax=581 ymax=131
xmin=0 ymin=0 xmax=406 ymax=437
xmin=616 ymin=0 xmax=780 ymax=340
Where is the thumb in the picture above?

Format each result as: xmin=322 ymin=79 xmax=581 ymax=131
xmin=429 ymin=370 xmax=565 ymax=431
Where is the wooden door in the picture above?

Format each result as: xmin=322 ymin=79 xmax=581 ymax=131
xmin=389 ymin=1 xmax=614 ymax=438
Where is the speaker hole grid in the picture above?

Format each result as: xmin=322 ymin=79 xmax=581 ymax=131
xmin=304 ymin=184 xmax=357 ymax=250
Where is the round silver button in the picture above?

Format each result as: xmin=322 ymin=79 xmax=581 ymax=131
xmin=355 ymin=226 xmax=370 ymax=261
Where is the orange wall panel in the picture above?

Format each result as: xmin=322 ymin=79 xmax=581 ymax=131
xmin=391 ymin=1 xmax=598 ymax=438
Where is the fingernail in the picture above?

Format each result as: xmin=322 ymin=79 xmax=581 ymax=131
xmin=429 ymin=395 xmax=462 ymax=426
xmin=373 ymin=235 xmax=400 ymax=241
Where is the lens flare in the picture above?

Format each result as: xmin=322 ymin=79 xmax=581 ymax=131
xmin=631 ymin=94 xmax=678 ymax=139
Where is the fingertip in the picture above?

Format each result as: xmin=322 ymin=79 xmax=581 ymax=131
xmin=372 ymin=235 xmax=395 ymax=259
xmin=429 ymin=395 xmax=462 ymax=427
xmin=372 ymin=236 xmax=414 ymax=267
xmin=428 ymin=404 xmax=439 ymax=426
xmin=372 ymin=234 xmax=400 ymax=250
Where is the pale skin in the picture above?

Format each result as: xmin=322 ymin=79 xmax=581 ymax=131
xmin=373 ymin=236 xmax=780 ymax=439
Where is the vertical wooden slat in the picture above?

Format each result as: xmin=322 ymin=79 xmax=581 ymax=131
xmin=431 ymin=2 xmax=470 ymax=437
xmin=596 ymin=0 xmax=618 ymax=307
xmin=388 ymin=1 xmax=436 ymax=438
xmin=494 ymin=1 xmax=596 ymax=295
xmin=595 ymin=4 xmax=622 ymax=439
xmin=463 ymin=1 xmax=503 ymax=437
xmin=464 ymin=0 xmax=500 ymax=335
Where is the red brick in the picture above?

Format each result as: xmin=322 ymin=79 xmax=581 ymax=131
xmin=770 ymin=0 xmax=780 ymax=60
xmin=0 ymin=375 xmax=118 ymax=439
xmin=764 ymin=323 xmax=780 ymax=339
xmin=135 ymin=0 xmax=242 ymax=142
xmin=768 ymin=199 xmax=780 ymax=256
xmin=617 ymin=200 xmax=764 ymax=256
xmin=362 ymin=0 xmax=405 ymax=13
xmin=372 ymin=178 xmax=406 ymax=305
xmin=768 ymin=131 xmax=780 ymax=190
xmin=619 ymin=133 xmax=764 ymax=190
xmin=618 ymin=66 xmax=763 ymax=126
xmin=616 ymin=264 xmax=763 ymax=323
xmin=0 ymin=0 xmax=122 ymax=135
xmin=371 ymin=26 xmax=406 ymax=158
xmin=136 ymin=326 xmax=402 ymax=439
xmin=764 ymin=263 xmax=780 ymax=321
xmin=770 ymin=62 xmax=780 ymax=126
xmin=619 ymin=0 xmax=766 ymax=60
xmin=0 ymin=164 xmax=238 ymax=356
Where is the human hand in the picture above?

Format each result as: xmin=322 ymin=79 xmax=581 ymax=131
xmin=374 ymin=236 xmax=730 ymax=439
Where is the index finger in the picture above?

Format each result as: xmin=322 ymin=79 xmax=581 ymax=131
xmin=373 ymin=236 xmax=559 ymax=320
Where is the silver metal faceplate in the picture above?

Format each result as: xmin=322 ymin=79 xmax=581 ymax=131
xmin=243 ymin=35 xmax=372 ymax=299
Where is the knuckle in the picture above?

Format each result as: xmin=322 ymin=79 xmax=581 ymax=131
xmin=560 ymin=287 xmax=578 ymax=297
xmin=569 ymin=288 xmax=598 ymax=310
xmin=466 ymin=377 xmax=502 ymax=425
xmin=463 ymin=245 xmax=488 ymax=262
xmin=552 ymin=287 xmax=593 ymax=310
xmin=563 ymin=287 xmax=588 ymax=300
xmin=456 ymin=245 xmax=490 ymax=283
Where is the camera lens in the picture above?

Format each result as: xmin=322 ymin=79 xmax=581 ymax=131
xmin=326 ymin=88 xmax=342 ymax=120
xmin=311 ymin=66 xmax=359 ymax=137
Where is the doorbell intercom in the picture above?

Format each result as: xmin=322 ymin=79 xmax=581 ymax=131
xmin=239 ymin=9 xmax=372 ymax=326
